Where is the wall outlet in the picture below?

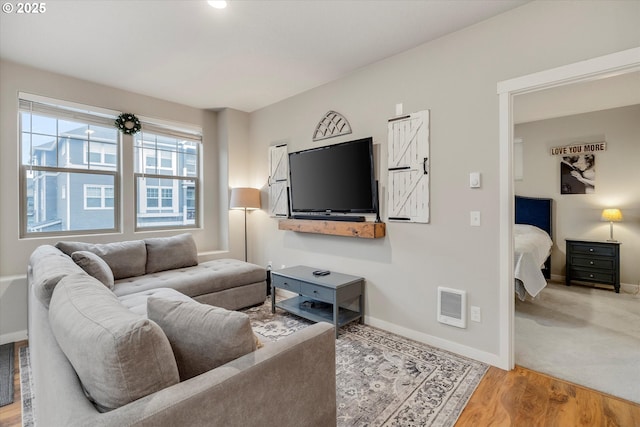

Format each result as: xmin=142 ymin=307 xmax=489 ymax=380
xmin=470 ymin=306 xmax=481 ymax=322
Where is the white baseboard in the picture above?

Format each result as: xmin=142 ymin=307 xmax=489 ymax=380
xmin=274 ymin=289 xmax=500 ymax=367
xmin=550 ymin=274 xmax=564 ymax=283
xmin=551 ymin=274 xmax=639 ymax=294
xmin=364 ymin=315 xmax=501 ymax=368
xmin=0 ymin=330 xmax=27 ymax=346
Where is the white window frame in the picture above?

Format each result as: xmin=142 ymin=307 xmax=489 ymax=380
xmin=142 ymin=184 xmax=175 ymax=211
xmin=83 ymin=184 xmax=114 ymax=210
xmin=133 ymin=124 xmax=201 ymax=231
xmin=19 ymin=93 xmax=121 ymax=237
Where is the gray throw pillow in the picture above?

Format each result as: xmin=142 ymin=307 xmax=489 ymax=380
xmin=29 ymin=245 xmax=85 ymax=307
xmin=147 ymin=297 xmax=257 ymax=381
xmin=71 ymin=251 xmax=115 ymax=289
xmin=56 ymin=240 xmax=146 ymax=280
xmin=144 ymin=233 xmax=198 ymax=274
xmin=49 ymin=274 xmax=179 ymax=411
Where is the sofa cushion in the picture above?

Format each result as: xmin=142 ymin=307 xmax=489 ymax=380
xmin=71 ymin=251 xmax=115 ymax=289
xmin=56 ymin=240 xmax=146 ymax=280
xmin=114 ymin=258 xmax=266 ymax=298
xmin=147 ymin=297 xmax=257 ymax=381
xmin=29 ymin=245 xmax=85 ymax=307
xmin=118 ymin=288 xmax=195 ymax=316
xmin=145 ymin=233 xmax=198 ymax=274
xmin=49 ymin=273 xmax=179 ymax=412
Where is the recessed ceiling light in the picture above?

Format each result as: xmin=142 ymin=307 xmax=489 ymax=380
xmin=208 ymin=1 xmax=227 ymax=9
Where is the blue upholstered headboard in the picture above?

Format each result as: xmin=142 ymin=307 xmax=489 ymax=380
xmin=515 ymin=195 xmax=553 ymax=278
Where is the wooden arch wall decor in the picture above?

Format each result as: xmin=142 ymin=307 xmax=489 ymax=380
xmin=312 ymin=110 xmax=352 ymax=141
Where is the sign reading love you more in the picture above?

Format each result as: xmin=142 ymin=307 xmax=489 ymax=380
xmin=552 ymin=142 xmax=605 ymax=195
xmin=550 ymin=142 xmax=606 ymax=156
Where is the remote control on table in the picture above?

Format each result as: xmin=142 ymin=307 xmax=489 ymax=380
xmin=312 ymin=270 xmax=331 ymax=276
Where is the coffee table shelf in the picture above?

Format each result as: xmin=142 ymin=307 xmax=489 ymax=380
xmin=271 ymin=265 xmax=364 ymax=338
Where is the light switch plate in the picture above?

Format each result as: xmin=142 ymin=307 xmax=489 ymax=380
xmin=470 ymin=211 xmax=481 ymax=226
xmin=470 ymin=172 xmax=481 ymax=188
xmin=471 ymin=306 xmax=481 ymax=322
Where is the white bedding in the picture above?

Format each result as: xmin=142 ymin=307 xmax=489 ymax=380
xmin=514 ymin=224 xmax=553 ymax=300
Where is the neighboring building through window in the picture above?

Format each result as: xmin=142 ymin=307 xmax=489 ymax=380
xmin=134 ymin=126 xmax=201 ymax=230
xmin=84 ymin=184 xmax=114 ymax=209
xmin=19 ymin=94 xmax=202 ymax=236
xmin=19 ymin=95 xmax=120 ymax=236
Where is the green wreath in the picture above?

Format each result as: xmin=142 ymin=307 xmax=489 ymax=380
xmin=115 ymin=113 xmax=141 ymax=135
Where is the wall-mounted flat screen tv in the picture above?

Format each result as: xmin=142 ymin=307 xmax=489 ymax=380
xmin=288 ymin=137 xmax=376 ymax=217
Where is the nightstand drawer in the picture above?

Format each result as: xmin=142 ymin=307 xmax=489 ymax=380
xmin=271 ymin=275 xmax=301 ymax=293
xmin=570 ymin=269 xmax=615 ymax=284
xmin=571 ymin=256 xmax=615 ymax=271
xmin=300 ymin=282 xmax=334 ymax=303
xmin=570 ymin=243 xmax=616 ymax=257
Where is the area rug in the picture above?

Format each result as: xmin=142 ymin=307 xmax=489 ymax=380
xmin=18 ymin=303 xmax=488 ymax=427
xmin=19 ymin=346 xmax=34 ymax=427
xmin=245 ymin=302 xmax=488 ymax=427
xmin=0 ymin=342 xmax=14 ymax=407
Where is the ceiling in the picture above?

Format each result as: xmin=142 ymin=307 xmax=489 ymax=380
xmin=0 ymin=0 xmax=528 ymax=112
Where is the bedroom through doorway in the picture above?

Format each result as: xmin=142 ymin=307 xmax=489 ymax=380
xmin=500 ymin=50 xmax=640 ymax=403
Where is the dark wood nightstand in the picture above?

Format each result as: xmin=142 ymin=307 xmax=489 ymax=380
xmin=565 ymin=239 xmax=621 ymax=293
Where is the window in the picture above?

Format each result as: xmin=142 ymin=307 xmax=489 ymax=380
xmin=19 ymin=95 xmax=201 ymax=236
xmin=84 ymin=185 xmax=114 ymax=209
xmin=134 ymin=127 xmax=200 ymax=230
xmin=19 ymin=95 xmax=120 ymax=236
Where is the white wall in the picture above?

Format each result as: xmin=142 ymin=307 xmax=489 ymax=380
xmin=515 ymin=105 xmax=640 ymax=285
xmin=247 ymin=1 xmax=640 ymax=363
xmin=0 ymin=62 xmax=250 ymax=342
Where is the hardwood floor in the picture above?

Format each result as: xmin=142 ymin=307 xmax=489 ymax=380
xmin=0 ymin=340 xmax=27 ymax=427
xmin=1 ymin=342 xmax=638 ymax=426
xmin=456 ymin=365 xmax=640 ymax=427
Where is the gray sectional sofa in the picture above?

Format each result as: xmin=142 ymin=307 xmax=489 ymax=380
xmin=27 ymin=234 xmax=337 ymax=426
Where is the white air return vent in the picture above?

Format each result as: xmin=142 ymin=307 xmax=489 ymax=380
xmin=437 ymin=287 xmax=467 ymax=328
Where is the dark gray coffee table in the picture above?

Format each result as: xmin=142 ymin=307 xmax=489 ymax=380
xmin=271 ymin=265 xmax=364 ymax=338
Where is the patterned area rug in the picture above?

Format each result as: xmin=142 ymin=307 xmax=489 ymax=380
xmin=18 ymin=302 xmax=487 ymax=427
xmin=19 ymin=346 xmax=34 ymax=427
xmin=0 ymin=342 xmax=14 ymax=407
xmin=244 ymin=302 xmax=488 ymax=427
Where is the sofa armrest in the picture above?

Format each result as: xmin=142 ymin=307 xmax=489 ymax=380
xmin=74 ymin=322 xmax=337 ymax=427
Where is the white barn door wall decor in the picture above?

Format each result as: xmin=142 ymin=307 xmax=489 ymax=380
xmin=268 ymin=144 xmax=289 ymax=217
xmin=387 ymin=110 xmax=430 ymax=223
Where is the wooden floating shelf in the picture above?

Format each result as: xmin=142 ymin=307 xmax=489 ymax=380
xmin=278 ymin=219 xmax=385 ymax=239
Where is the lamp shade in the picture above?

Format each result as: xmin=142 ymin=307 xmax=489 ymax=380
xmin=230 ymin=187 xmax=261 ymax=210
xmin=601 ymin=208 xmax=622 ymax=222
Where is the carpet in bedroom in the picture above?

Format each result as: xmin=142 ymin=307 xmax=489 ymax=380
xmin=515 ymin=281 xmax=640 ymax=403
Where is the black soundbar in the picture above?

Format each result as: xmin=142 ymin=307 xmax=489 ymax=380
xmin=291 ymin=214 xmax=366 ymax=222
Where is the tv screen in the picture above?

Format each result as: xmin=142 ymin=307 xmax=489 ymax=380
xmin=288 ymin=137 xmax=376 ymax=215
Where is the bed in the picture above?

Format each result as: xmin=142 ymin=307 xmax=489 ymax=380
xmin=514 ymin=196 xmax=553 ymax=300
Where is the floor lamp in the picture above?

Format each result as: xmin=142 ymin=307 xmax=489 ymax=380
xmin=230 ymin=187 xmax=261 ymax=262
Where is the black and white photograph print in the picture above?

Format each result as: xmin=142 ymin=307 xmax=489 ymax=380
xmin=560 ymin=154 xmax=596 ymax=194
